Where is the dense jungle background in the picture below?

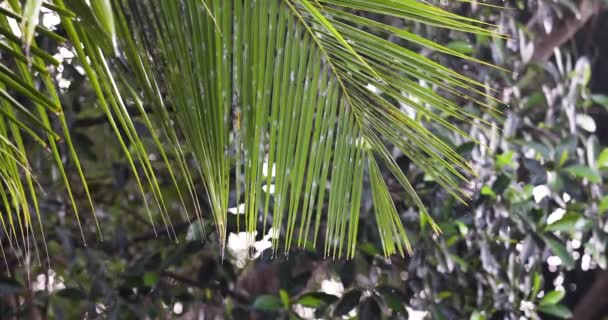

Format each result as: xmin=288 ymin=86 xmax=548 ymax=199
xmin=2 ymin=0 xmax=608 ymax=319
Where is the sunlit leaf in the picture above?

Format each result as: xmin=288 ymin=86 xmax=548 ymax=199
xmin=537 ymin=304 xmax=572 ymax=319
xmin=563 ymin=165 xmax=601 ymax=183
xmin=21 ymin=0 xmax=43 ymax=49
xmin=539 ymin=290 xmax=565 ymax=306
xmin=253 ymin=295 xmax=283 ymax=311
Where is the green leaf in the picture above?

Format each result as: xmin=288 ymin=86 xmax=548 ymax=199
xmin=109 ymin=0 xmax=499 ymax=256
xmin=40 ymin=2 xmax=76 ymax=18
xmin=1 ymin=0 xmax=505 ymax=258
xmin=541 ymin=235 xmax=575 ymax=269
xmin=532 ymin=272 xmax=542 ymax=299
xmin=492 ymin=174 xmax=511 ymax=194
xmin=563 ymin=165 xmax=601 ymax=183
xmin=599 ymin=196 xmax=608 ymax=215
xmin=451 ymin=254 xmax=469 ymax=271
xmin=279 ymin=289 xmax=290 ymax=308
xmin=480 ymin=185 xmax=496 ymax=198
xmin=598 ymin=148 xmax=608 ymax=169
xmin=359 ymin=242 xmax=381 ymax=256
xmin=359 ymin=297 xmax=382 ymax=320
xmin=539 ymin=290 xmax=565 ymax=306
xmin=544 ymin=212 xmax=583 ymax=232
xmin=296 ymin=292 xmax=338 ymax=308
xmin=555 ymin=136 xmax=577 ymax=161
xmin=333 ymin=290 xmax=361 ymax=317
xmin=591 ymin=94 xmax=608 ymax=107
xmin=377 ymin=287 xmax=406 ymax=313
xmin=446 ymin=40 xmax=474 ymax=55
xmin=515 ymin=140 xmax=552 ymax=159
xmin=297 ymin=0 xmax=379 ymax=79
xmin=143 ymin=272 xmax=159 ymax=287
xmin=586 ymin=135 xmax=600 ymax=170
xmin=537 ymin=304 xmax=573 ymax=319
xmin=525 ymin=91 xmax=546 ymax=108
xmin=252 ymin=295 xmax=283 ymax=311
xmin=455 ymin=221 xmax=469 ymax=236
xmin=558 ymin=151 xmax=569 ymax=168
xmin=470 ymin=311 xmax=486 ymax=320
xmin=437 ymin=291 xmax=452 ymax=300
xmin=21 ymin=0 xmax=43 ymax=49
xmin=90 ymin=0 xmax=116 ymax=46
xmin=496 ymin=150 xmax=514 ymax=169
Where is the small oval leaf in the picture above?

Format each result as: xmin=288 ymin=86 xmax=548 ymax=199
xmin=252 ymin=295 xmax=283 ymax=311
xmin=563 ymin=165 xmax=601 ymax=183
xmin=539 ymin=290 xmax=565 ymax=306
xmin=296 ymin=292 xmax=338 ymax=308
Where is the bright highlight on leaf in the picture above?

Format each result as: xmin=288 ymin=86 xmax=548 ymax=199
xmin=20 ymin=0 xmax=43 ymax=50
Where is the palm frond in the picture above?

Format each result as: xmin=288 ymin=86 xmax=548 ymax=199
xmin=107 ymin=0 xmax=502 ymax=257
xmin=0 ymin=0 xmax=503 ymax=259
xmin=0 ymin=0 xmax=100 ymax=265
xmin=54 ymin=0 xmax=202 ymax=241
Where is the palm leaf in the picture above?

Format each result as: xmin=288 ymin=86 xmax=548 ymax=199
xmin=107 ymin=0 xmax=501 ymax=257
xmin=0 ymin=0 xmax=502 ymax=259
xmin=0 ymin=1 xmax=98 ymax=266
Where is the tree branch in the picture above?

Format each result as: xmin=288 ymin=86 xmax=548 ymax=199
xmin=531 ymin=0 xmax=604 ymax=62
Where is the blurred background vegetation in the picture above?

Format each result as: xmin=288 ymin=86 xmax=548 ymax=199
xmin=2 ymin=0 xmax=608 ymax=319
